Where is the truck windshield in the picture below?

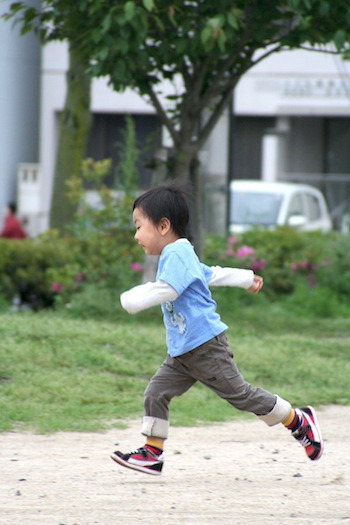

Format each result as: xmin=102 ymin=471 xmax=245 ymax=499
xmin=230 ymin=191 xmax=283 ymax=226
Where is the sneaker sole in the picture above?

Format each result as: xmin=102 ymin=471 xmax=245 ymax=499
xmin=303 ymin=405 xmax=324 ymax=461
xmin=110 ymin=453 xmax=163 ymax=476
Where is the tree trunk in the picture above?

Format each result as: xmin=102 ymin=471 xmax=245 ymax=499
xmin=189 ymin=157 xmax=204 ymax=259
xmin=168 ymin=145 xmax=204 ymax=259
xmin=49 ymin=45 xmax=92 ymax=231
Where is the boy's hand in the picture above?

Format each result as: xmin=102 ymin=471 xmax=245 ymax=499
xmin=248 ymin=275 xmax=263 ymax=294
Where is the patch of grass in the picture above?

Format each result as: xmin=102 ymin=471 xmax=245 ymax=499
xmin=0 ymin=304 xmax=349 ymax=433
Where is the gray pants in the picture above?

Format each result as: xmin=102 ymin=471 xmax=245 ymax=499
xmin=141 ymin=332 xmax=291 ymax=439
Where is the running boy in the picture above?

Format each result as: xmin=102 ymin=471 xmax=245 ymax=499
xmin=111 ymin=184 xmax=323 ymax=475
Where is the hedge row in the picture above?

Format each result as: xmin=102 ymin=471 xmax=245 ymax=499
xmin=1 ymin=227 xmax=349 ymax=313
xmin=0 ymin=228 xmax=142 ymax=310
xmin=204 ymin=227 xmax=350 ymax=300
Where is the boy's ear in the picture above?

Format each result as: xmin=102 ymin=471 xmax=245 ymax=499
xmin=159 ymin=217 xmax=172 ymax=235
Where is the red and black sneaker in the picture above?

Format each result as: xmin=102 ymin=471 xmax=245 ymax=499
xmin=111 ymin=446 xmax=164 ymax=476
xmin=292 ymin=406 xmax=324 ymax=461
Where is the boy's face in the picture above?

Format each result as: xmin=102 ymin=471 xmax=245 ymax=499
xmin=133 ymin=207 xmax=168 ymax=256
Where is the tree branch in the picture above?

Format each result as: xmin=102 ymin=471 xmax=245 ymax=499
xmin=298 ymin=44 xmax=341 ymax=54
xmin=144 ymin=84 xmax=179 ymax=146
xmin=249 ymin=43 xmax=284 ymax=68
xmin=196 ymin=79 xmax=237 ymax=152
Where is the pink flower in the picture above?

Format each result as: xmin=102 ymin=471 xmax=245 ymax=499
xmin=299 ymin=260 xmax=308 ymax=270
xmin=251 ymin=259 xmax=266 ymax=271
xmin=52 ymin=282 xmax=62 ymax=293
xmin=226 ymin=248 xmax=234 ymax=257
xmin=228 ymin=236 xmax=238 ymax=246
xmin=75 ymin=273 xmax=86 ymax=283
xmin=236 ymin=245 xmax=255 ymax=258
xmin=130 ymin=262 xmax=144 ymax=272
xmin=291 ymin=262 xmax=299 ymax=272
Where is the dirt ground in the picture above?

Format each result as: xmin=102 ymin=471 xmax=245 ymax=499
xmin=0 ymin=405 xmax=349 ymax=525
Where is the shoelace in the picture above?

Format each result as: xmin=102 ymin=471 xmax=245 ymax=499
xmin=126 ymin=447 xmax=148 ymax=458
xmin=299 ymin=435 xmax=312 ymax=447
xmin=295 ymin=425 xmax=312 ymax=447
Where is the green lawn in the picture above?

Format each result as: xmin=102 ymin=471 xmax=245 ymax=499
xmin=0 ymin=304 xmax=349 ymax=433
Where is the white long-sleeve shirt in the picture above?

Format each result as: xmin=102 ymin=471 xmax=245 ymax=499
xmin=121 ymin=264 xmax=254 ymax=315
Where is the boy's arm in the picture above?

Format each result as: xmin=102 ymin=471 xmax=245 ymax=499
xmin=120 ymin=280 xmax=179 ymax=314
xmin=208 ymin=265 xmax=255 ymax=289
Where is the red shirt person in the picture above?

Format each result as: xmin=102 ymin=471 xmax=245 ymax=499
xmin=0 ymin=203 xmax=27 ymax=239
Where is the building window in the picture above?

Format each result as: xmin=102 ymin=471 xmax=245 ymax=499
xmin=86 ymin=113 xmax=162 ymax=188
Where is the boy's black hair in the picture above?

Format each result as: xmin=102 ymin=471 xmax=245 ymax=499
xmin=133 ymin=182 xmax=190 ymax=237
xmin=8 ymin=202 xmax=17 ymax=214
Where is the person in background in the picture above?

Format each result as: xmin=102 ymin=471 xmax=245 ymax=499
xmin=0 ymin=203 xmax=27 ymax=239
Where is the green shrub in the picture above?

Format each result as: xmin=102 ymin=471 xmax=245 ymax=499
xmin=0 ymin=119 xmax=146 ymax=312
xmin=0 ymin=232 xmax=144 ymax=312
xmin=0 ymin=237 xmax=80 ymax=309
xmin=279 ymin=281 xmax=350 ymax=318
xmin=204 ymin=228 xmax=350 ymax=303
xmin=313 ymin=232 xmax=350 ymax=299
xmin=2 ymin=219 xmax=349 ymax=317
xmin=58 ymin=283 xmax=120 ymax=320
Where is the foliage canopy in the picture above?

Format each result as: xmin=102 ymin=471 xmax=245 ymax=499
xmin=5 ymin=1 xmax=350 ymax=251
xmin=7 ymin=0 xmax=350 ymax=162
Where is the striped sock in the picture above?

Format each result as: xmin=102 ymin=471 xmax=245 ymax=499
xmin=146 ymin=436 xmax=164 ymax=450
xmin=145 ymin=444 xmax=163 ymax=456
xmin=283 ymin=409 xmax=301 ymax=432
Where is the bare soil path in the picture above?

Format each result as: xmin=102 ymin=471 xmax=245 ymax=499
xmin=0 ymin=406 xmax=349 ymax=525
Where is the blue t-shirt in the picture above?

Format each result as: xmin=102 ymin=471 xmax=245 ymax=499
xmin=156 ymin=239 xmax=228 ymax=357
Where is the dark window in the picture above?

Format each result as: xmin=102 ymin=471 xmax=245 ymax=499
xmin=85 ymin=113 xmax=162 ymax=188
xmin=232 ymin=117 xmax=275 ymax=180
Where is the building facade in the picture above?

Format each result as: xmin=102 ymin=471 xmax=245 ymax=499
xmin=0 ymin=0 xmax=41 ymax=228
xmin=232 ymin=48 xmax=350 ymax=231
xmin=1 ymin=7 xmax=350 ymax=235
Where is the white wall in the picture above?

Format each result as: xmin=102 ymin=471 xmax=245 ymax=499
xmin=235 ymin=48 xmax=350 ymax=116
xmin=0 ymin=0 xmax=41 ymax=219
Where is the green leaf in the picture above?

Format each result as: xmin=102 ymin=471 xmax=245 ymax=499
xmin=154 ymin=15 xmax=165 ymax=31
xmin=102 ymin=13 xmax=112 ymax=33
xmin=218 ymin=31 xmax=227 ymax=52
xmin=124 ymin=1 xmax=135 ymax=22
xmin=114 ymin=39 xmax=129 ymax=55
xmin=23 ymin=7 xmax=37 ymax=25
xmin=92 ymin=28 xmax=101 ymax=43
xmin=8 ymin=2 xmax=23 ymax=14
xmin=227 ymin=11 xmax=239 ymax=30
xmin=97 ymin=47 xmax=109 ymax=61
xmin=208 ymin=15 xmax=224 ymax=29
xmin=143 ymin=0 xmax=154 ymax=11
xmin=114 ymin=60 xmax=127 ymax=80
xmin=175 ymin=38 xmax=187 ymax=55
xmin=318 ymin=2 xmax=329 ymax=17
xmin=201 ymin=26 xmax=212 ymax=45
xmin=334 ymin=29 xmax=346 ymax=51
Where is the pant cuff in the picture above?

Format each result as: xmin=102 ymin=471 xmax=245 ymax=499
xmin=141 ymin=416 xmax=169 ymax=439
xmin=258 ymin=395 xmax=291 ymax=426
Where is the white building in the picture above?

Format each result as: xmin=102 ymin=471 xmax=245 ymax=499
xmin=233 ymin=48 xmax=350 ymax=231
xmin=1 ymin=3 xmax=350 ymax=235
xmin=0 ymin=0 xmax=40 ymax=229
